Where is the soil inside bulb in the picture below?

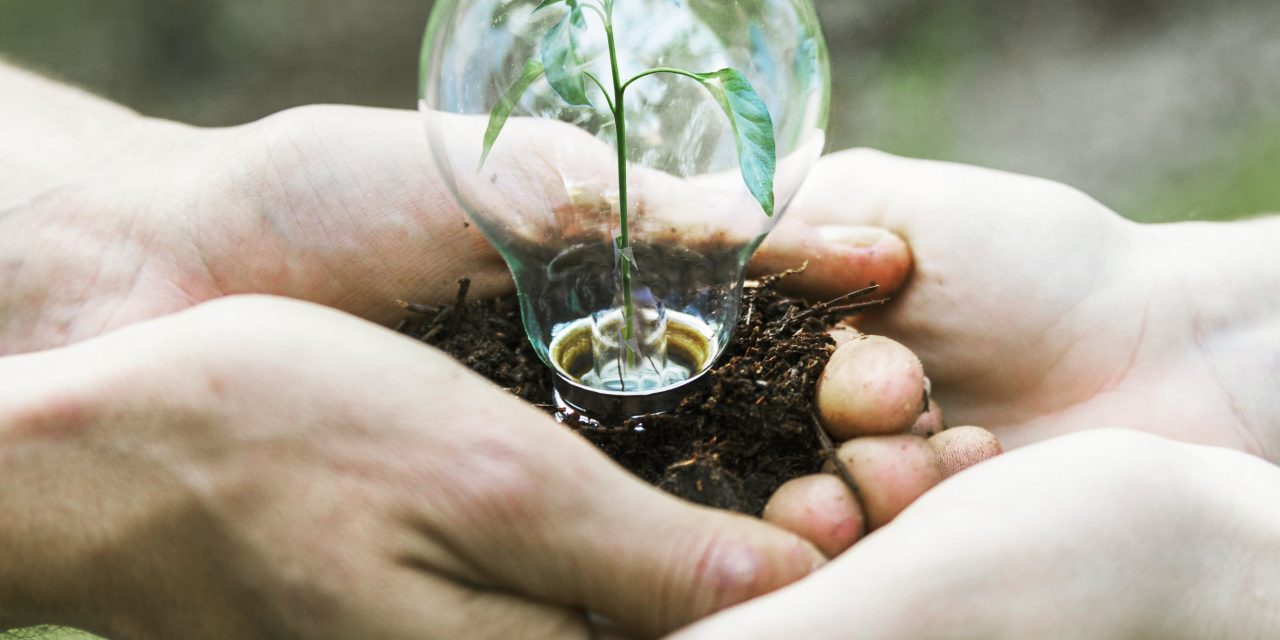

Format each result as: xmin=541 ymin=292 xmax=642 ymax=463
xmin=398 ymin=271 xmax=862 ymax=516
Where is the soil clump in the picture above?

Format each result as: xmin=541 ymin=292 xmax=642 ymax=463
xmin=398 ymin=274 xmax=880 ymax=516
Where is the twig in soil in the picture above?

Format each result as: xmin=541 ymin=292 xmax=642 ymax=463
xmin=811 ymin=411 xmax=864 ymax=505
xmin=821 ymin=299 xmax=888 ymax=315
xmin=422 ymin=323 xmax=446 ymax=343
xmin=753 ymin=261 xmax=810 ymax=289
xmin=395 ymin=300 xmax=431 ymax=314
xmin=779 ymin=283 xmax=882 ymax=331
xmin=453 ymin=277 xmax=472 ymax=308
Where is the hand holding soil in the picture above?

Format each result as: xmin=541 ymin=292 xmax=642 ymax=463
xmin=775 ymin=149 xmax=1280 ymax=457
xmin=408 ymin=271 xmax=1006 ymax=561
xmin=0 ymin=80 xmax=944 ymax=639
xmin=670 ymin=149 xmax=1280 ymax=639
xmin=0 ymin=297 xmax=825 ymax=639
xmin=674 ymin=430 xmax=1280 ymax=640
xmin=5 ymin=61 xmax=1280 ymax=639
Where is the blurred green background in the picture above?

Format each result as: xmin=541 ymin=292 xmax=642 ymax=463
xmin=5 ymin=0 xmax=1274 ymax=225
xmin=1 ymin=0 xmax=1276 ymax=636
xmin=4 ymin=0 xmax=1279 ymax=225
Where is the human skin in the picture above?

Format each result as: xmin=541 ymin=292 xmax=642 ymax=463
xmin=674 ymin=429 xmax=1280 ymax=639
xmin=0 ymin=63 xmax=942 ymax=637
xmin=673 ymin=150 xmax=1280 ymax=637
xmin=0 ymin=65 xmax=508 ymax=352
xmin=758 ymin=149 xmax=1280 ymax=458
xmin=0 ymin=296 xmax=832 ymax=638
xmin=0 ymin=66 xmax=910 ymax=356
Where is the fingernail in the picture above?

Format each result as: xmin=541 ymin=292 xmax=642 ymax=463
xmin=817 ymin=225 xmax=888 ymax=248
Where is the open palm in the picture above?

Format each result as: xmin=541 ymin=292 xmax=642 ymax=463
xmin=774 ymin=148 xmax=1273 ymax=458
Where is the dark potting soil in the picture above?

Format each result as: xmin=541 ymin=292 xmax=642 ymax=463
xmin=397 ymin=273 xmax=882 ymax=516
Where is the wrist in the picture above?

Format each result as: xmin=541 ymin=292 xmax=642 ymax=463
xmin=1138 ymin=217 xmax=1280 ymax=461
xmin=0 ymin=64 xmax=143 ymax=205
xmin=0 ymin=344 xmax=180 ymax=636
xmin=0 ymin=351 xmax=101 ymax=631
xmin=0 ymin=116 xmax=240 ymax=353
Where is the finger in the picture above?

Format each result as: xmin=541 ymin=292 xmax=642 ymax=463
xmin=908 ymin=393 xmax=946 ymax=438
xmin=930 ymin=426 xmax=1004 ymax=478
xmin=675 ymin=431 xmax=1000 ymax=639
xmin=505 ymin=477 xmax=825 ymax=638
xmin=208 ymin=299 xmax=822 ymax=639
xmin=402 ymin=367 xmax=826 ymax=638
xmin=816 ymin=335 xmax=926 ymax=439
xmin=335 ymin=565 xmax=592 ymax=640
xmin=667 ymin=509 xmax=944 ymax=640
xmin=828 ymin=435 xmax=942 ymax=531
xmin=749 ymin=222 xmax=912 ymax=301
xmin=747 ymin=148 xmax=917 ymax=302
xmin=827 ymin=323 xmax=861 ymax=347
xmin=672 ymin=431 xmax=1174 ymax=640
xmin=771 ymin=427 xmax=982 ymax=553
xmin=763 ymin=474 xmax=865 ymax=558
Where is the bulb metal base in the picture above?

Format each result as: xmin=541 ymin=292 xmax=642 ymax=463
xmin=548 ymin=309 xmax=718 ymax=422
xmin=553 ymin=371 xmax=709 ymax=423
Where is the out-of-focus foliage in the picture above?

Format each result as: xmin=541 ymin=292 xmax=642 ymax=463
xmin=3 ymin=0 xmax=1278 ymax=221
xmin=0 ymin=2 xmax=1275 ymax=639
xmin=1 ymin=627 xmax=97 ymax=639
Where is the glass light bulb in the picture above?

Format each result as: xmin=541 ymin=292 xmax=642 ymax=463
xmin=420 ymin=0 xmax=830 ymax=418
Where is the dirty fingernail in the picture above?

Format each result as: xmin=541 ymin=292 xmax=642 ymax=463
xmin=817 ymin=225 xmax=889 ymax=248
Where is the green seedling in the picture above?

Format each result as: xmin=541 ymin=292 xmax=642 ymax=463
xmin=480 ymin=0 xmax=776 ymax=364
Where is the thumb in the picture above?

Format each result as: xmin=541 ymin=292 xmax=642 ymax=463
xmin=558 ymin=480 xmax=827 ymax=637
xmin=750 ymin=221 xmax=912 ymax=302
xmin=749 ymin=148 xmax=918 ymax=301
xmin=451 ymin=428 xmax=827 ymax=637
xmin=524 ymin=475 xmax=823 ymax=637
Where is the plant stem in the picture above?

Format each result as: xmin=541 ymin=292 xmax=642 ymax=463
xmin=584 ymin=71 xmax=614 ymax=112
xmin=620 ymin=66 xmax=705 ymax=92
xmin=579 ymin=0 xmax=609 ymax=25
xmin=604 ymin=16 xmax=637 ymax=374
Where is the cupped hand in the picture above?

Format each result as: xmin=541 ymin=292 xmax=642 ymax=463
xmin=760 ymin=149 xmax=1278 ymax=458
xmin=1 ymin=95 xmax=1006 ymax=633
xmin=0 ymin=296 xmax=827 ymax=639
xmin=0 ymin=100 xmax=934 ymax=636
xmin=673 ymin=429 xmax=1280 ymax=639
xmin=0 ymin=106 xmax=506 ymax=353
xmin=759 ymin=328 xmax=1004 ymax=558
xmin=0 ymin=107 xmax=909 ymax=356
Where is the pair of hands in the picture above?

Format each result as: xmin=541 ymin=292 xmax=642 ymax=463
xmin=2 ymin=101 xmax=1277 ymax=638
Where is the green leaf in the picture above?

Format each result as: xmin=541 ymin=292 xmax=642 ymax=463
xmin=693 ymin=68 xmax=777 ymax=216
xmin=479 ymin=58 xmax=546 ymax=170
xmin=540 ymin=2 xmax=591 ymax=106
xmin=534 ymin=0 xmax=565 ymax=11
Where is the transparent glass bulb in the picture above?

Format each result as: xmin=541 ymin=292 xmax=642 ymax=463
xmin=420 ymin=0 xmax=830 ymax=418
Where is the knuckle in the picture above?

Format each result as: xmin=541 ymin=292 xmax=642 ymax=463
xmin=687 ymin=534 xmax=769 ymax=611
